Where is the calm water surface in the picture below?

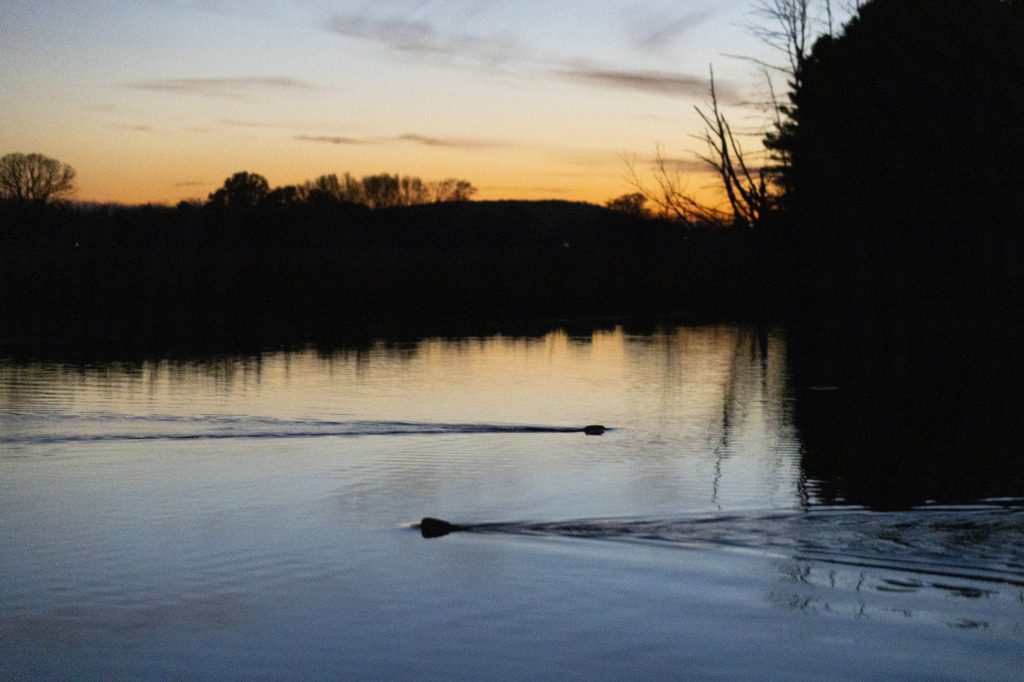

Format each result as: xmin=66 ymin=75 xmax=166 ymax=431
xmin=1 ymin=325 xmax=1022 ymax=679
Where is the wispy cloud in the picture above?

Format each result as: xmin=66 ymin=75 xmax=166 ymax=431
xmin=394 ymin=134 xmax=511 ymax=149
xmin=325 ymin=14 xmax=515 ymax=67
xmin=552 ymin=65 xmax=733 ymax=101
xmin=122 ymin=77 xmax=315 ymax=99
xmin=625 ymin=7 xmax=720 ymax=52
xmin=324 ymin=8 xmax=722 ymax=102
xmin=294 ymin=135 xmax=368 ymax=145
xmin=295 ymin=133 xmax=512 ymax=150
xmin=222 ymin=119 xmax=321 ymax=130
xmin=222 ymin=119 xmax=293 ymax=129
xmin=483 ymin=185 xmax=575 ymax=194
xmin=156 ymin=3 xmax=726 ymax=107
xmin=174 ymin=181 xmax=208 ymax=187
xmin=638 ymin=155 xmax=713 ymax=174
xmin=110 ymin=123 xmax=156 ymax=132
xmin=326 ymin=15 xmax=451 ymax=56
xmin=537 ymin=171 xmax=625 ymax=179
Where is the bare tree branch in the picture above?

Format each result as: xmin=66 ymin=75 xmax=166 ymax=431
xmin=624 ymin=0 xmax=849 ymax=228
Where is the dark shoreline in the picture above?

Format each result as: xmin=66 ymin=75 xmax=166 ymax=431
xmin=0 ymin=199 xmax=784 ymax=355
xmin=3 ymin=197 xmax=1022 ymax=361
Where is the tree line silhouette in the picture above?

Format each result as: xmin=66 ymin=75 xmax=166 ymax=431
xmin=206 ymin=171 xmax=477 ymax=210
xmin=0 ymin=196 xmax=774 ymax=349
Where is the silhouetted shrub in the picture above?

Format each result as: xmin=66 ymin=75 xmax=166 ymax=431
xmin=207 ymin=172 xmax=270 ymax=208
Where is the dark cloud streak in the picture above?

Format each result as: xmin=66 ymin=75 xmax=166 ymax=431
xmin=327 ymin=15 xmax=450 ymax=57
xmin=294 ymin=135 xmax=368 ymax=145
xmin=122 ymin=77 xmax=315 ymax=99
xmin=295 ymin=133 xmax=512 ymax=150
xmin=324 ymin=13 xmax=515 ymax=67
xmin=394 ymin=134 xmax=511 ymax=149
xmin=552 ymin=66 xmax=736 ymax=101
xmin=639 ymin=155 xmax=712 ymax=174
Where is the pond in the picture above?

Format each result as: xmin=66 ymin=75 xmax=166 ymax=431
xmin=1 ymin=324 xmax=1022 ymax=679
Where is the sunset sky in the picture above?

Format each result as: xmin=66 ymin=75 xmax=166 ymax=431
xmin=1 ymin=1 xmax=840 ymax=205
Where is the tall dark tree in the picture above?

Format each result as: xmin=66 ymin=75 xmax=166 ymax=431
xmin=0 ymin=153 xmax=76 ymax=203
xmin=771 ymin=0 xmax=1024 ymax=304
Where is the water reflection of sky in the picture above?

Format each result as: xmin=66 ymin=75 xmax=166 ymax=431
xmin=0 ymin=325 xmax=803 ymax=514
xmin=2 ymin=325 xmax=1023 ymax=679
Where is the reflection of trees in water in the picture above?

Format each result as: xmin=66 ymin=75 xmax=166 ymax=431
xmin=702 ymin=326 xmax=794 ymax=508
xmin=789 ymin=313 xmax=1024 ymax=509
xmin=0 ymin=354 xmax=273 ymax=406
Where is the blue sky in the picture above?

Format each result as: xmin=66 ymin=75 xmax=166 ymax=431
xmin=0 ymin=0 xmax=840 ymax=204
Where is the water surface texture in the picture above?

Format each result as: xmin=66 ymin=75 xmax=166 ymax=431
xmin=2 ymin=326 xmax=1022 ymax=679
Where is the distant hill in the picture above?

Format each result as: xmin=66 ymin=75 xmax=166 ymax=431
xmin=0 ymin=199 xmax=774 ymax=351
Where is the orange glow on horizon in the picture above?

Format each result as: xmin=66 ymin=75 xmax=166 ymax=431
xmin=68 ymin=152 xmax=725 ymax=209
xmin=3 ymin=2 xmax=776 ymax=211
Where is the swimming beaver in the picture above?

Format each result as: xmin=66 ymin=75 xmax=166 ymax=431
xmin=583 ymin=425 xmax=606 ymax=435
xmin=419 ymin=517 xmax=462 ymax=538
